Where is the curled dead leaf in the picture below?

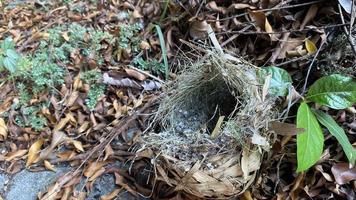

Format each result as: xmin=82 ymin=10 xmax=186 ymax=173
xmin=40 ymin=131 xmax=68 ymax=160
xmin=44 ymin=160 xmax=56 ymax=172
xmin=189 ymin=20 xmax=209 ymax=39
xmin=26 ymin=139 xmax=44 ymax=167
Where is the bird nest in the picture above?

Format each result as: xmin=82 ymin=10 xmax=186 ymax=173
xmin=134 ymin=51 xmax=278 ymax=199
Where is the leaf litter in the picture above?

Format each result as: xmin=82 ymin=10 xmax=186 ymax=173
xmin=0 ymin=0 xmax=355 ymax=199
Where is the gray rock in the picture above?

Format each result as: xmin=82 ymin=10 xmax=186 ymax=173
xmin=5 ymin=167 xmax=70 ymax=200
xmin=0 ymin=173 xmax=9 ymax=194
xmin=85 ymin=174 xmax=116 ymax=200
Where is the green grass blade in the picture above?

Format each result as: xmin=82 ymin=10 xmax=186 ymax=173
xmin=155 ymin=25 xmax=169 ymax=80
xmin=313 ymin=109 xmax=356 ymax=166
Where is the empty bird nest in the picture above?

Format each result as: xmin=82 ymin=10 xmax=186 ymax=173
xmin=132 ymin=49 xmax=279 ymax=199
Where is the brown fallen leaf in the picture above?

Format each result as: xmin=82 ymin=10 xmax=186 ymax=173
xmin=125 ymin=68 xmax=147 ymax=81
xmin=70 ymin=139 xmax=84 ymax=152
xmin=104 ymin=145 xmax=114 ymax=161
xmin=331 ymin=163 xmax=356 ymax=184
xmin=40 ymin=131 xmax=68 ymax=160
xmin=103 ymin=73 xmax=161 ymax=91
xmin=26 ymin=139 xmax=44 ymax=167
xmin=5 ymin=149 xmax=28 ymax=161
xmin=248 ymin=11 xmax=266 ymax=31
xmin=114 ymin=173 xmax=138 ymax=197
xmin=84 ymin=162 xmax=106 ymax=178
xmin=44 ymin=160 xmax=56 ymax=172
xmin=207 ymin=1 xmax=227 ymax=14
xmin=189 ymin=20 xmax=209 ymax=39
xmin=0 ymin=118 xmax=7 ymax=141
xmin=300 ymin=4 xmax=319 ymax=30
xmin=100 ymin=188 xmax=122 ymax=200
xmin=88 ymin=167 xmax=105 ymax=182
xmin=269 ymin=121 xmax=304 ymax=136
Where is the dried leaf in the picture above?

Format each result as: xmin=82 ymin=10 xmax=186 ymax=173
xmin=251 ymin=133 xmax=269 ymax=147
xmin=78 ymin=121 xmax=90 ymax=133
xmin=26 ymin=139 xmax=44 ymax=167
xmin=53 ymin=115 xmax=71 ymax=132
xmin=103 ymin=73 xmax=161 ymax=91
xmin=300 ymin=5 xmax=319 ymax=29
xmin=40 ymin=131 xmax=68 ymax=160
xmin=248 ymin=11 xmax=266 ymax=30
xmin=0 ymin=118 xmax=7 ymax=141
xmin=71 ymin=140 xmax=84 ymax=152
xmin=100 ymin=188 xmax=122 ymax=200
xmin=189 ymin=20 xmax=209 ymax=39
xmin=211 ymin=116 xmax=225 ymax=139
xmin=241 ymin=149 xmax=261 ymax=180
xmin=114 ymin=173 xmax=138 ymax=196
xmin=139 ymin=40 xmax=150 ymax=50
xmin=331 ymin=163 xmax=356 ymax=184
xmin=65 ymin=91 xmax=79 ymax=107
xmin=125 ymin=68 xmax=147 ymax=81
xmin=84 ymin=162 xmax=106 ymax=178
xmin=269 ymin=121 xmax=304 ymax=136
xmin=141 ymin=80 xmax=162 ymax=91
xmin=88 ymin=167 xmax=105 ymax=182
xmin=44 ymin=160 xmax=56 ymax=172
xmin=103 ymin=73 xmax=141 ymax=89
xmin=132 ymin=9 xmax=143 ymax=18
xmin=207 ymin=1 xmax=226 ymax=14
xmin=5 ymin=149 xmax=28 ymax=161
xmin=104 ymin=145 xmax=114 ymax=161
xmin=229 ymin=3 xmax=256 ymax=10
xmin=265 ymin=18 xmax=273 ymax=33
xmin=305 ymin=38 xmax=317 ymax=54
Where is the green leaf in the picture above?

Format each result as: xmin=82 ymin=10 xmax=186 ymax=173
xmin=297 ymin=102 xmax=324 ymax=172
xmin=257 ymin=66 xmax=292 ymax=97
xmin=6 ymin=49 xmax=20 ymax=60
xmin=155 ymin=25 xmax=169 ymax=80
xmin=306 ymin=74 xmax=356 ymax=109
xmin=1 ymin=37 xmax=15 ymax=50
xmin=313 ymin=110 xmax=356 ymax=165
xmin=3 ymin=57 xmax=17 ymax=73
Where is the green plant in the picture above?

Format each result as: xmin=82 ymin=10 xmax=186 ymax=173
xmin=14 ymin=106 xmax=47 ymax=131
xmin=260 ymin=67 xmax=356 ymax=172
xmin=155 ymin=25 xmax=169 ymax=79
xmin=0 ymin=37 xmax=21 ymax=73
xmin=118 ymin=23 xmax=142 ymax=49
xmin=133 ymin=57 xmax=165 ymax=75
xmin=81 ymin=70 xmax=105 ymax=111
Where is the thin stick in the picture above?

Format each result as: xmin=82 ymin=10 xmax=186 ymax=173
xmin=128 ymin=65 xmax=165 ymax=84
xmin=216 ymin=23 xmax=350 ymax=35
xmin=218 ymin=0 xmax=321 ymax=21
xmin=350 ymin=0 xmax=355 ymax=34
xmin=274 ymin=54 xmax=312 ymax=67
xmin=301 ymin=38 xmax=326 ymax=96
xmin=338 ymin=4 xmax=356 ymax=54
